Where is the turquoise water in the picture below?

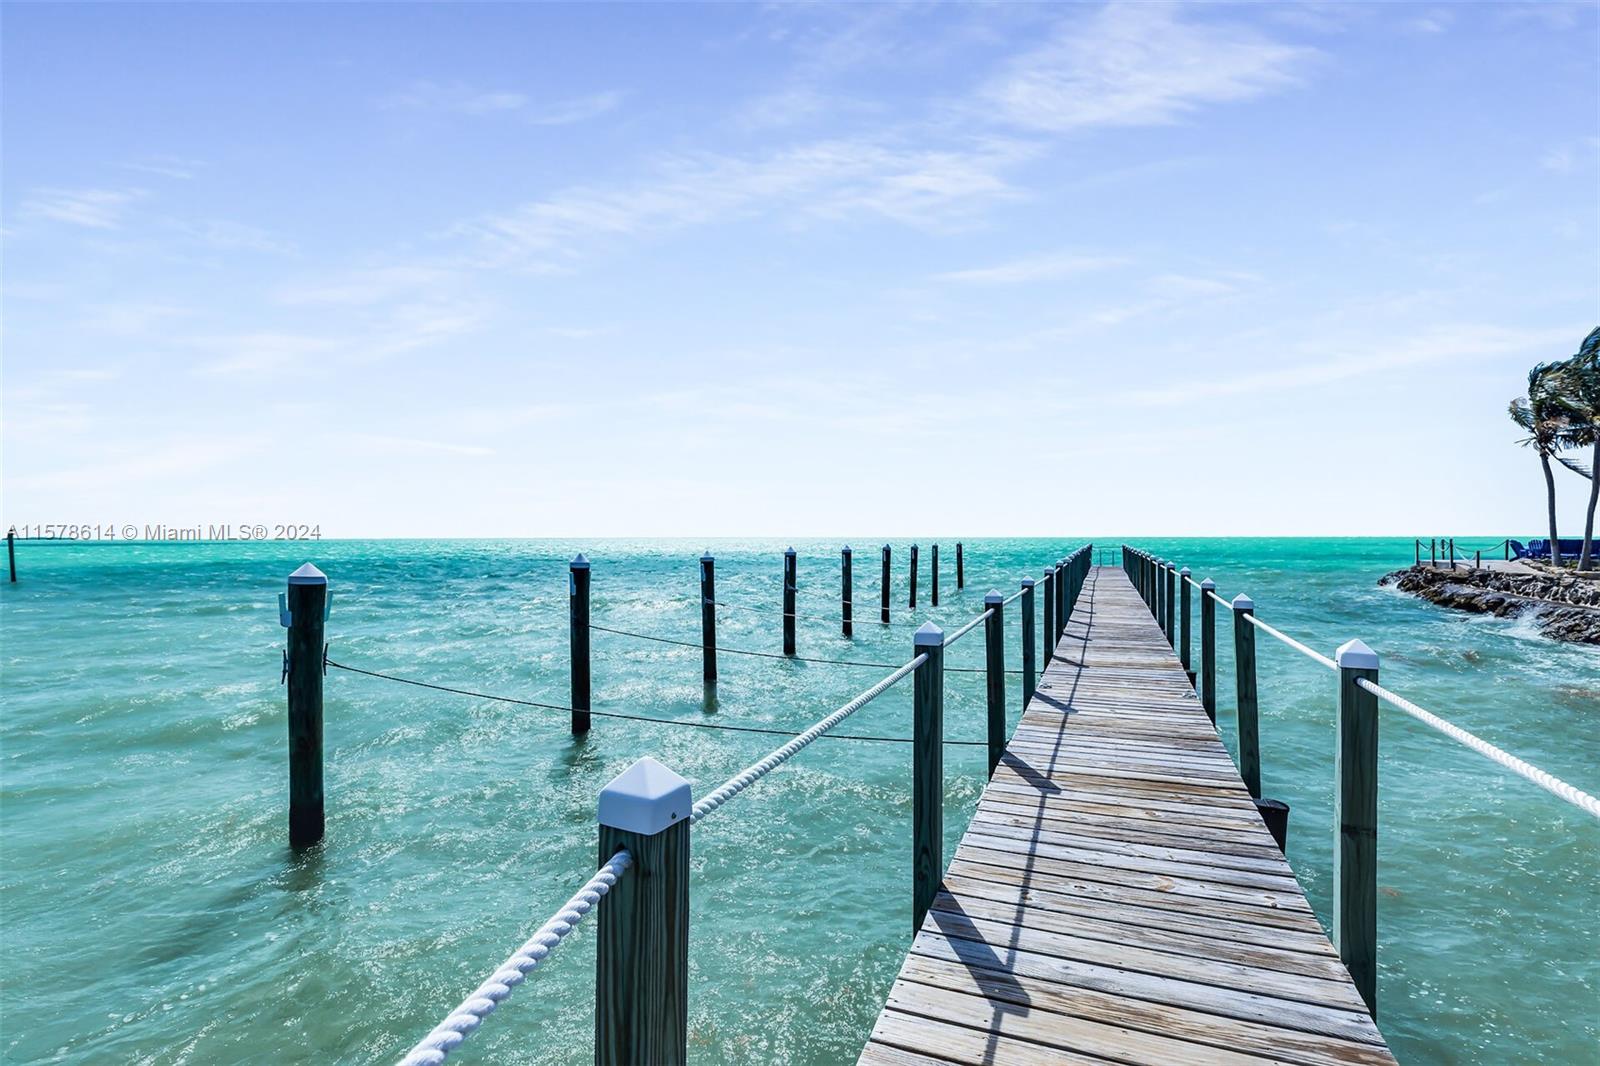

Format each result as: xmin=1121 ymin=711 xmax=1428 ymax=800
xmin=1 ymin=538 xmax=1595 ymax=1064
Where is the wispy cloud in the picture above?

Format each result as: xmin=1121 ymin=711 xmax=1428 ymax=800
xmin=980 ymin=3 xmax=1312 ymax=131
xmin=20 ymin=187 xmax=143 ymax=229
xmin=349 ymin=433 xmax=494 ymax=457
xmin=530 ymin=90 xmax=624 ymax=126
xmin=122 ymin=156 xmax=204 ymax=180
xmin=463 ymin=136 xmax=1033 ymax=262
xmin=936 ymin=251 xmax=1127 ymax=285
xmin=383 ymin=80 xmax=528 ymax=115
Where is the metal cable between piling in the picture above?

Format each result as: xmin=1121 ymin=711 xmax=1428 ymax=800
xmin=324 ymin=658 xmax=985 ymax=745
xmin=590 ymin=622 xmax=1026 ymax=675
xmin=1356 ymin=677 xmax=1600 ymax=821
xmin=398 ymin=849 xmax=633 ymax=1066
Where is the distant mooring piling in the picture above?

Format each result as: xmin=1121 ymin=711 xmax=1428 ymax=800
xmin=281 ymin=563 xmax=327 ymax=849
xmin=841 ymin=545 xmax=853 ymax=638
xmin=956 ymin=542 xmax=964 ymax=589
xmin=931 ymin=543 xmax=940 ymax=606
xmin=783 ymin=548 xmax=797 ymax=656
xmin=700 ymin=553 xmax=716 ymax=682
xmin=570 ymin=555 xmax=592 ymax=734
xmin=880 ymin=544 xmax=891 ymax=623
xmin=908 ymin=544 xmax=919 ymax=609
xmin=7 ymin=527 xmax=15 ymax=583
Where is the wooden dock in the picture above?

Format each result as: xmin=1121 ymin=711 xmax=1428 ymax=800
xmin=860 ymin=566 xmax=1396 ymax=1066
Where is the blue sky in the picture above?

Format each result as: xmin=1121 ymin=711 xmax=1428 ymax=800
xmin=4 ymin=2 xmax=1596 ymax=536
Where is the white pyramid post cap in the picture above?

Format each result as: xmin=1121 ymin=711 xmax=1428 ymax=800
xmin=914 ymin=621 xmax=944 ymax=646
xmin=1231 ymin=593 xmax=1254 ymax=611
xmin=287 ymin=563 xmax=327 ymax=586
xmin=1042 ymin=567 xmax=1053 ymax=579
xmin=1336 ymin=639 xmax=1379 ymax=670
xmin=1200 ymin=578 xmax=1216 ymax=590
xmin=842 ymin=544 xmax=852 ymax=553
xmin=598 ymin=756 xmax=692 ymax=835
xmin=1180 ymin=567 xmax=1191 ymax=576
xmin=882 ymin=543 xmax=891 ymax=551
xmin=984 ymin=589 xmax=1003 ymax=604
xmin=1021 ymin=577 xmax=1035 ymax=588
xmin=701 ymin=550 xmax=714 ymax=562
xmin=785 ymin=546 xmax=795 ymax=556
xmin=570 ymin=553 xmax=590 ymax=569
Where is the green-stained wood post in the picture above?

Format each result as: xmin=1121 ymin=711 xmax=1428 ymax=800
xmin=956 ymin=542 xmax=964 ymax=589
xmin=700 ymin=553 xmax=716 ymax=683
xmin=983 ymin=590 xmax=1005 ymax=778
xmin=841 ymin=545 xmax=853 ymax=638
xmin=782 ymin=548 xmax=797 ymax=657
xmin=570 ymin=555 xmax=592 ymax=735
xmin=931 ymin=543 xmax=940 ymax=606
xmin=1232 ymin=594 xmax=1260 ymax=797
xmin=1020 ymin=578 xmax=1037 ymax=706
xmin=1334 ymin=639 xmax=1381 ymax=1018
xmin=880 ymin=544 xmax=891 ymax=624
xmin=909 ymin=544 xmax=919 ymax=609
xmin=1041 ymin=568 xmax=1055 ymax=667
xmin=595 ymin=756 xmax=691 ymax=1066
xmin=1199 ymin=578 xmax=1217 ymax=725
xmin=911 ymin=622 xmax=945 ymax=934
xmin=1164 ymin=561 xmax=1176 ymax=647
xmin=1179 ymin=567 xmax=1194 ymax=685
xmin=283 ymin=562 xmax=327 ymax=849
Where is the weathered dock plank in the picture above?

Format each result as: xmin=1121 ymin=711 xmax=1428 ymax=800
xmin=862 ymin=566 xmax=1395 ymax=1065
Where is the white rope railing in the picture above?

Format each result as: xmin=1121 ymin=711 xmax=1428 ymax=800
xmin=1356 ymin=677 xmax=1600 ymax=821
xmin=399 ymin=849 xmax=634 ymax=1066
xmin=1244 ymin=613 xmax=1337 ymax=671
xmin=1002 ymin=587 xmax=1027 ymax=606
xmin=692 ymin=654 xmax=925 ymax=822
xmin=942 ymin=608 xmax=993 ymax=647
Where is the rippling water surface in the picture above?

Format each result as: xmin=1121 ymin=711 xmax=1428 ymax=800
xmin=2 ymin=538 xmax=1595 ymax=1064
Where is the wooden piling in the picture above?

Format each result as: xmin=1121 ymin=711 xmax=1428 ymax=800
xmin=1335 ymin=639 xmax=1381 ymax=1018
xmin=912 ymin=622 xmax=945 ymax=934
xmin=931 ymin=543 xmax=940 ymax=606
xmin=6 ymin=528 xmax=14 ymax=583
xmin=909 ymin=544 xmax=919 ymax=609
xmin=783 ymin=548 xmax=797 ymax=657
xmin=1199 ymin=578 xmax=1217 ymax=725
xmin=1164 ymin=561 xmax=1176 ymax=647
xmin=570 ymin=555 xmax=592 ymax=735
xmin=284 ymin=562 xmax=328 ymax=849
xmin=1054 ymin=560 xmax=1066 ymax=646
xmin=955 ymin=542 xmax=964 ymax=589
xmin=700 ymin=553 xmax=716 ymax=683
xmin=1179 ymin=566 xmax=1193 ymax=682
xmin=1020 ymin=578 xmax=1036 ymax=706
xmin=983 ymin=591 xmax=1005 ymax=778
xmin=841 ymin=545 xmax=853 ymax=639
xmin=1232 ymin=594 xmax=1260 ymax=798
xmin=1041 ymin=568 xmax=1055 ymax=666
xmin=880 ymin=544 xmax=891 ymax=624
xmin=596 ymin=757 xmax=691 ymax=1066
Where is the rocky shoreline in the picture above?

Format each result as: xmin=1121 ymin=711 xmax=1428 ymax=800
xmin=1380 ymin=565 xmax=1600 ymax=645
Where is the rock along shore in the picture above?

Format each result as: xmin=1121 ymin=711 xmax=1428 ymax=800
xmin=1380 ymin=565 xmax=1600 ymax=645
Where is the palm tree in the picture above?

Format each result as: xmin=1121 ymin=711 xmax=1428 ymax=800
xmin=1546 ymin=328 xmax=1600 ymax=570
xmin=1510 ymin=362 xmax=1569 ymax=566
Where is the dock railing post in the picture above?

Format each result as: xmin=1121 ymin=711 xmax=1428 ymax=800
xmin=284 ymin=562 xmax=327 ymax=849
xmin=983 ymin=591 xmax=1005 ymax=778
xmin=880 ymin=544 xmax=891 ymax=624
xmin=912 ymin=622 xmax=945 ymax=933
xmin=570 ymin=554 xmax=592 ymax=735
xmin=1232 ymin=594 xmax=1260 ymax=797
xmin=931 ymin=543 xmax=940 ymax=606
xmin=1414 ymin=539 xmax=1420 ymax=567
xmin=1154 ymin=558 xmax=1164 ymax=630
xmin=1041 ymin=568 xmax=1055 ymax=666
xmin=700 ymin=553 xmax=716 ymax=683
xmin=841 ymin=545 xmax=853 ymax=639
xmin=1179 ymin=567 xmax=1193 ymax=684
xmin=1020 ymin=579 xmax=1036 ymax=706
xmin=1055 ymin=560 xmax=1067 ymax=644
xmin=1164 ymin=561 xmax=1176 ymax=647
xmin=1334 ymin=639 xmax=1381 ymax=1018
xmin=909 ymin=544 xmax=919 ymax=609
xmin=956 ymin=542 xmax=964 ymax=589
xmin=1199 ymin=578 xmax=1217 ymax=725
xmin=782 ymin=548 xmax=797 ymax=657
xmin=595 ymin=756 xmax=691 ymax=1066
xmin=1430 ymin=538 xmax=1437 ymax=566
